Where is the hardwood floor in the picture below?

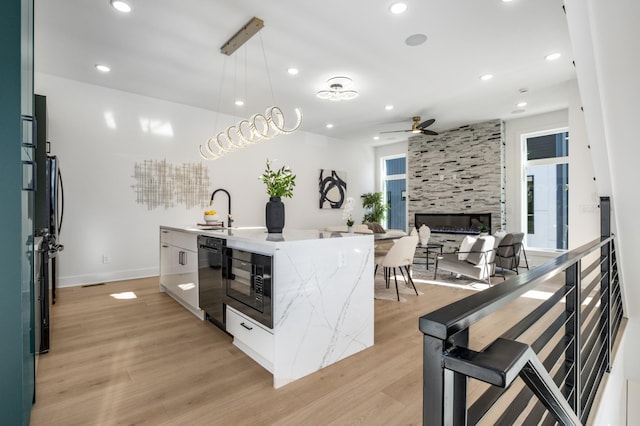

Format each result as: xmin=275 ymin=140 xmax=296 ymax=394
xmin=30 ymin=270 xmax=557 ymax=425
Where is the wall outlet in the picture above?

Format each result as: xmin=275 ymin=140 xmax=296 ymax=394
xmin=102 ymin=254 xmax=111 ymax=264
xmin=338 ymin=250 xmax=346 ymax=268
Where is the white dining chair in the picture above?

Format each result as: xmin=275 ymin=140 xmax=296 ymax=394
xmin=374 ymin=235 xmax=419 ymax=301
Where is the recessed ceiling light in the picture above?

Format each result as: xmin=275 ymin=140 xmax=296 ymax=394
xmin=545 ymin=52 xmax=561 ymax=61
xmin=95 ymin=64 xmax=110 ymax=73
xmin=385 ymin=105 xmax=394 ymax=111
xmin=480 ymin=74 xmax=494 ymax=81
xmin=501 ymin=0 xmax=514 ymax=3
xmin=373 ymin=136 xmax=380 ymax=140
xmin=326 ymin=123 xmax=334 ymax=129
xmin=235 ymin=100 xmax=244 ymax=106
xmin=405 ymin=34 xmax=427 ymax=46
xmin=287 ymin=67 xmax=299 ymax=75
xmin=110 ymin=0 xmax=132 ymax=13
xmin=389 ymin=2 xmax=407 ymax=14
xmin=517 ymin=101 xmax=528 ymax=108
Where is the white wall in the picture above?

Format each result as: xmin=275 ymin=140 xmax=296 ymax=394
xmin=35 ymin=73 xmax=375 ymax=287
xmin=504 ymin=97 xmax=599 ymax=262
xmin=374 ymin=140 xmax=408 ymax=190
xmin=567 ymin=80 xmax=601 ymax=249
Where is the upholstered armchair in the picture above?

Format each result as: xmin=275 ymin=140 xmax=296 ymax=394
xmin=495 ymin=232 xmax=529 ymax=275
xmin=434 ymin=236 xmax=496 ymax=285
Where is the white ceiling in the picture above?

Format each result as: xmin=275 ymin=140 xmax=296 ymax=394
xmin=34 ymin=0 xmax=575 ymax=145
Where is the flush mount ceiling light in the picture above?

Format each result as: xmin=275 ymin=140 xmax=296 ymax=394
xmin=287 ymin=67 xmax=299 ymax=75
xmin=95 ymin=64 xmax=110 ymax=72
xmin=389 ymin=2 xmax=407 ymax=14
xmin=517 ymin=101 xmax=528 ymax=108
xmin=480 ymin=73 xmax=494 ymax=81
xmin=110 ymin=0 xmax=132 ymax=13
xmin=316 ymin=76 xmax=359 ymax=101
xmin=326 ymin=123 xmax=334 ymax=129
xmin=545 ymin=52 xmax=561 ymax=61
xmin=385 ymin=105 xmax=394 ymax=111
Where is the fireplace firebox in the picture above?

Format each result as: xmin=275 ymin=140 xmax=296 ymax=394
xmin=414 ymin=213 xmax=491 ymax=235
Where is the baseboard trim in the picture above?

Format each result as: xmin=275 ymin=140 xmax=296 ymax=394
xmin=57 ymin=267 xmax=158 ymax=288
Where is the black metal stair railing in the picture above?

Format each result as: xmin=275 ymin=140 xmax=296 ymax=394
xmin=419 ymin=197 xmax=624 ymax=425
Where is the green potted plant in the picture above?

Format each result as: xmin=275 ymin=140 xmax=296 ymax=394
xmin=361 ymin=192 xmax=388 ymax=224
xmin=259 ymin=159 xmax=296 ymax=233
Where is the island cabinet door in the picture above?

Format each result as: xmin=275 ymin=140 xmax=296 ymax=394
xmin=172 ymin=247 xmax=198 ymax=309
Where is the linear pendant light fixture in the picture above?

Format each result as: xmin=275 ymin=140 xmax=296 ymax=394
xmin=200 ymin=17 xmax=302 ymax=161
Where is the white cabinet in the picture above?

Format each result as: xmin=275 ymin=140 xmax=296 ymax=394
xmin=226 ymin=306 xmax=274 ymax=372
xmin=159 ymin=228 xmax=203 ymax=319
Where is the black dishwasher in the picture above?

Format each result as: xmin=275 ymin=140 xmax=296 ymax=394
xmin=197 ymin=235 xmax=226 ymax=329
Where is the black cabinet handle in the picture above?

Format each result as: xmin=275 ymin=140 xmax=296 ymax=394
xmin=240 ymin=322 xmax=253 ymax=331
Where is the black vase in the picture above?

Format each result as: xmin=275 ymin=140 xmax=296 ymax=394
xmin=265 ymin=196 xmax=285 ymax=233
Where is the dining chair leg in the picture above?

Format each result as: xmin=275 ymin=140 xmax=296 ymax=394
xmin=385 ymin=267 xmax=390 ymax=288
xmin=393 ymin=267 xmax=400 ymax=301
xmin=398 ymin=266 xmax=408 ymax=286
xmin=374 ymin=264 xmax=378 ymax=276
xmin=404 ymin=265 xmax=419 ymax=296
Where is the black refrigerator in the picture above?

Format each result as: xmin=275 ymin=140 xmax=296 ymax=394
xmin=34 ymin=94 xmax=64 ymax=353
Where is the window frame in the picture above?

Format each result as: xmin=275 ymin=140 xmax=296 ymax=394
xmin=520 ymin=127 xmax=569 ymax=251
xmin=380 ymin=154 xmax=407 ymax=230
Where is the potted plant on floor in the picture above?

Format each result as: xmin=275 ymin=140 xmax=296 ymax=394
xmin=259 ymin=158 xmax=296 ymax=233
xmin=361 ymin=192 xmax=388 ymax=224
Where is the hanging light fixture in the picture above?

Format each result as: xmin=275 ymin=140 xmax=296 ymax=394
xmin=316 ymin=76 xmax=359 ymax=101
xmin=199 ymin=17 xmax=302 ymax=161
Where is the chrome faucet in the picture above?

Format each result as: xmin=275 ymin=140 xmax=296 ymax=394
xmin=210 ymin=188 xmax=232 ymax=227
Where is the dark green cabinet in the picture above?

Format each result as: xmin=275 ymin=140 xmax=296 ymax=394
xmin=0 ymin=0 xmax=35 ymax=424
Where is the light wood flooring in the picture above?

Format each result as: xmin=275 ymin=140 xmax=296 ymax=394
xmin=30 ymin=269 xmax=559 ymax=425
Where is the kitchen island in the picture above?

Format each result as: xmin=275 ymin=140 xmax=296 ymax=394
xmin=159 ymin=225 xmax=375 ymax=388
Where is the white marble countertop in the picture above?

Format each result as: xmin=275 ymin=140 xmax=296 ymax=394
xmin=162 ymin=225 xmax=373 ymax=245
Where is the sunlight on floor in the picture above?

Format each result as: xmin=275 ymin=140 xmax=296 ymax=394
xmin=110 ymin=291 xmax=137 ymax=300
xmin=412 ymin=277 xmax=487 ymax=292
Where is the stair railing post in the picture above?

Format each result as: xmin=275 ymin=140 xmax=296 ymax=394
xmin=423 ymin=329 xmax=469 ymax=425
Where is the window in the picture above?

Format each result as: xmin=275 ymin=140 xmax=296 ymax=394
xmin=381 ymin=155 xmax=406 ymax=231
xmin=522 ymin=130 xmax=569 ymax=250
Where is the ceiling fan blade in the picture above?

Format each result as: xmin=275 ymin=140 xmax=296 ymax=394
xmin=421 ymin=129 xmax=439 ymax=136
xmin=417 ymin=118 xmax=435 ymax=129
xmin=380 ymin=129 xmax=412 ymax=134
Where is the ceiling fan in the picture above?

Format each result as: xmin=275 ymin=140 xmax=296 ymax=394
xmin=381 ymin=116 xmax=439 ymax=136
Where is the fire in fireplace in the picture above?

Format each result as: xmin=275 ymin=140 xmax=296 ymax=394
xmin=414 ymin=213 xmax=492 ymax=235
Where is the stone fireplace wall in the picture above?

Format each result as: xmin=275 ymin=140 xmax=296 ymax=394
xmin=408 ymin=119 xmax=505 ymax=251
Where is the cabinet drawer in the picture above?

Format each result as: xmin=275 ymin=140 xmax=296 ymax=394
xmin=160 ymin=228 xmax=172 ymax=244
xmin=226 ymin=307 xmax=274 ymax=364
xmin=171 ymin=231 xmax=197 ymax=251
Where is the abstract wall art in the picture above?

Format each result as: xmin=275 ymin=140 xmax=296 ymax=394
xmin=132 ymin=159 xmax=211 ymax=210
xmin=319 ymin=169 xmax=347 ymax=209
